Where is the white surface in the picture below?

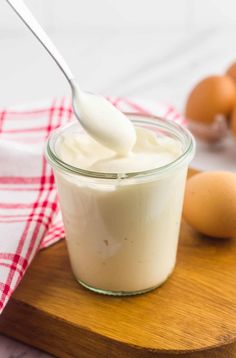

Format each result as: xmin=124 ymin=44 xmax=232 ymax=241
xmin=193 ymin=136 xmax=236 ymax=172
xmin=1 ymin=0 xmax=236 ymax=356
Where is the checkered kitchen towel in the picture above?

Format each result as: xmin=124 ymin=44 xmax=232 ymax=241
xmin=0 ymin=96 xmax=187 ymax=313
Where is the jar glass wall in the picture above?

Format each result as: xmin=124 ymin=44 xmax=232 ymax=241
xmin=45 ymin=114 xmax=195 ymax=295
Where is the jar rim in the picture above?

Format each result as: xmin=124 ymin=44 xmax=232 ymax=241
xmin=45 ymin=113 xmax=195 ymax=181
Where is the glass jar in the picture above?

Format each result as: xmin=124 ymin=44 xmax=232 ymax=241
xmin=45 ymin=114 xmax=195 ymax=295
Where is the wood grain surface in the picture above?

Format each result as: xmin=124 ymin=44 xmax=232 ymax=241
xmin=0 ymin=170 xmax=236 ymax=358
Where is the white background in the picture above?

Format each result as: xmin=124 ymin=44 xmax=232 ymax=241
xmin=1 ymin=1 xmax=236 ymax=357
xmin=1 ymin=0 xmax=236 ymax=111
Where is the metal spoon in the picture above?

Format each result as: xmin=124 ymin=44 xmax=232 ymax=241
xmin=6 ymin=0 xmax=136 ymax=154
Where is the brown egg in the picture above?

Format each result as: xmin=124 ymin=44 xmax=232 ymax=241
xmin=226 ymin=62 xmax=236 ymax=82
xmin=185 ymin=75 xmax=236 ymax=125
xmin=230 ymin=105 xmax=236 ymax=137
xmin=183 ymin=171 xmax=236 ymax=239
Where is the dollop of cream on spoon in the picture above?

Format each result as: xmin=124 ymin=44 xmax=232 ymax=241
xmin=73 ymin=89 xmax=137 ymax=156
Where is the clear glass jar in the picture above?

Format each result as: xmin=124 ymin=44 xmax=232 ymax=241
xmin=45 ymin=114 xmax=195 ymax=295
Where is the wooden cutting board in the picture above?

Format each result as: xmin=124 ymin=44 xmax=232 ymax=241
xmin=1 ymin=170 xmax=236 ymax=358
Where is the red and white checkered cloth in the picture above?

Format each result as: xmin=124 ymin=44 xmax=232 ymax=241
xmin=0 ymin=96 xmax=186 ymax=314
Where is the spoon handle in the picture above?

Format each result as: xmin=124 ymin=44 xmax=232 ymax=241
xmin=6 ymin=0 xmax=75 ymax=84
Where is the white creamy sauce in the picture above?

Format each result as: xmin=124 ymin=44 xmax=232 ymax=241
xmin=74 ymin=90 xmax=136 ymax=155
xmin=54 ymin=118 xmax=187 ymax=292
xmin=56 ymin=126 xmax=182 ymax=173
xmin=53 ymin=92 xmax=188 ymax=293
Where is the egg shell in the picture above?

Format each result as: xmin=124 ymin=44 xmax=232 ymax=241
xmin=226 ymin=62 xmax=236 ymax=82
xmin=185 ymin=75 xmax=236 ymax=125
xmin=230 ymin=105 xmax=236 ymax=137
xmin=188 ymin=115 xmax=228 ymax=143
xmin=183 ymin=171 xmax=236 ymax=239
